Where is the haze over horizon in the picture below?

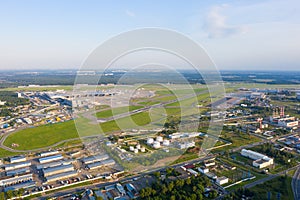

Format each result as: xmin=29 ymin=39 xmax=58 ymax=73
xmin=1 ymin=0 xmax=300 ymax=71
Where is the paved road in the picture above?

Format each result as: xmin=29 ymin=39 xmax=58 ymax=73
xmin=292 ymin=166 xmax=300 ymax=200
xmin=244 ymin=164 xmax=300 ymax=189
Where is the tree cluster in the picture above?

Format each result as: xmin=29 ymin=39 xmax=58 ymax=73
xmin=140 ymin=175 xmax=216 ymax=200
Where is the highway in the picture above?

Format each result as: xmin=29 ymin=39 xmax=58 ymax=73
xmin=292 ymin=166 xmax=300 ymax=200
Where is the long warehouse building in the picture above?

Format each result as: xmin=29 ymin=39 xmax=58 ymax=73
xmin=9 ymin=155 xmax=27 ymax=164
xmin=43 ymin=164 xmax=74 ymax=177
xmin=39 ymin=154 xmax=63 ymax=164
xmin=86 ymin=159 xmax=116 ymax=170
xmin=4 ymin=161 xmax=31 ymax=171
xmin=46 ymin=171 xmax=77 ymax=183
xmin=39 ymin=150 xmax=60 ymax=157
xmin=4 ymin=181 xmax=36 ymax=192
xmin=36 ymin=159 xmax=73 ymax=170
xmin=82 ymin=154 xmax=109 ymax=165
xmin=6 ymin=167 xmax=30 ymax=177
xmin=0 ymin=173 xmax=33 ymax=187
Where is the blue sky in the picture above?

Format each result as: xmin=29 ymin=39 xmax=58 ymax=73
xmin=0 ymin=0 xmax=300 ymax=70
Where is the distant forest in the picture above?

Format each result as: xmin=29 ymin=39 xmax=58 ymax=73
xmin=0 ymin=91 xmax=29 ymax=106
xmin=0 ymin=70 xmax=299 ymax=87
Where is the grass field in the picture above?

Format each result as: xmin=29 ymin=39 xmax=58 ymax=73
xmin=212 ymin=131 xmax=261 ymax=153
xmin=4 ymin=110 xmax=154 ymax=151
xmin=3 ymin=120 xmax=79 ymax=150
xmin=248 ymin=175 xmax=294 ymax=200
xmin=95 ymin=105 xmax=143 ymax=118
xmin=0 ymin=148 xmax=19 ymax=157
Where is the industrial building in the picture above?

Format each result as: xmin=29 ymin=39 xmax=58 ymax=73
xmin=198 ymin=167 xmax=209 ymax=174
xmin=4 ymin=181 xmax=36 ymax=192
xmin=39 ymin=150 xmax=60 ymax=157
xmin=45 ymin=171 xmax=77 ymax=183
xmin=82 ymin=154 xmax=109 ymax=165
xmin=86 ymin=159 xmax=116 ymax=170
xmin=38 ymin=154 xmax=63 ymax=164
xmin=86 ymin=161 xmax=102 ymax=170
xmin=101 ymin=159 xmax=116 ymax=166
xmin=168 ymin=132 xmax=202 ymax=139
xmin=269 ymin=107 xmax=298 ymax=128
xmin=216 ymin=176 xmax=229 ymax=185
xmin=125 ymin=183 xmax=138 ymax=198
xmin=177 ymin=141 xmax=195 ymax=149
xmin=0 ymin=173 xmax=33 ymax=186
xmin=241 ymin=149 xmax=274 ymax=168
xmin=4 ymin=161 xmax=31 ymax=171
xmin=36 ymin=159 xmax=73 ymax=170
xmin=6 ymin=167 xmax=30 ymax=177
xmin=187 ymin=168 xmax=198 ymax=176
xmin=10 ymin=155 xmax=26 ymax=163
xmin=43 ymin=164 xmax=74 ymax=177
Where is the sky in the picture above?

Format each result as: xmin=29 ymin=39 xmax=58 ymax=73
xmin=0 ymin=0 xmax=300 ymax=71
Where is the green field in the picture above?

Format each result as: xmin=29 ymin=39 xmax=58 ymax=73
xmin=3 ymin=120 xmax=79 ymax=150
xmin=95 ymin=105 xmax=143 ymax=118
xmin=4 ymin=110 xmax=154 ymax=151
xmin=0 ymin=148 xmax=19 ymax=158
xmin=248 ymin=175 xmax=294 ymax=200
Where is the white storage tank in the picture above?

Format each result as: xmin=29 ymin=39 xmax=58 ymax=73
xmin=141 ymin=147 xmax=146 ymax=152
xmin=163 ymin=139 xmax=170 ymax=146
xmin=147 ymin=138 xmax=154 ymax=144
xmin=153 ymin=141 xmax=161 ymax=149
xmin=136 ymin=144 xmax=141 ymax=149
xmin=156 ymin=136 xmax=163 ymax=142
xmin=134 ymin=149 xmax=139 ymax=154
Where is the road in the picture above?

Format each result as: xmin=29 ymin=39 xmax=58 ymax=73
xmin=244 ymin=164 xmax=300 ymax=189
xmin=292 ymin=166 xmax=300 ymax=200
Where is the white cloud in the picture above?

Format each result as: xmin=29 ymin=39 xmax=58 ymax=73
xmin=205 ymin=5 xmax=247 ymax=38
xmin=125 ymin=9 xmax=135 ymax=17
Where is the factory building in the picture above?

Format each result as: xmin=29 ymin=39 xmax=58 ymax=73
xmin=169 ymin=132 xmax=202 ymax=139
xmin=4 ymin=181 xmax=36 ymax=192
xmin=82 ymin=154 xmax=109 ymax=165
xmin=187 ymin=169 xmax=198 ymax=176
xmin=39 ymin=150 xmax=60 ymax=157
xmin=86 ymin=159 xmax=116 ymax=170
xmin=39 ymin=154 xmax=63 ymax=164
xmin=43 ymin=164 xmax=74 ymax=177
xmin=241 ymin=149 xmax=274 ymax=168
xmin=6 ymin=167 xmax=30 ymax=177
xmin=36 ymin=159 xmax=73 ymax=170
xmin=216 ymin=176 xmax=229 ymax=185
xmin=125 ymin=183 xmax=138 ymax=198
xmin=177 ymin=141 xmax=195 ymax=149
xmin=116 ymin=183 xmax=126 ymax=196
xmin=10 ymin=155 xmax=26 ymax=163
xmin=4 ymin=161 xmax=31 ymax=171
xmin=45 ymin=171 xmax=77 ymax=183
xmin=198 ymin=167 xmax=209 ymax=174
xmin=0 ymin=173 xmax=33 ymax=186
xmin=269 ymin=107 xmax=298 ymax=128
xmin=278 ymin=119 xmax=299 ymax=128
